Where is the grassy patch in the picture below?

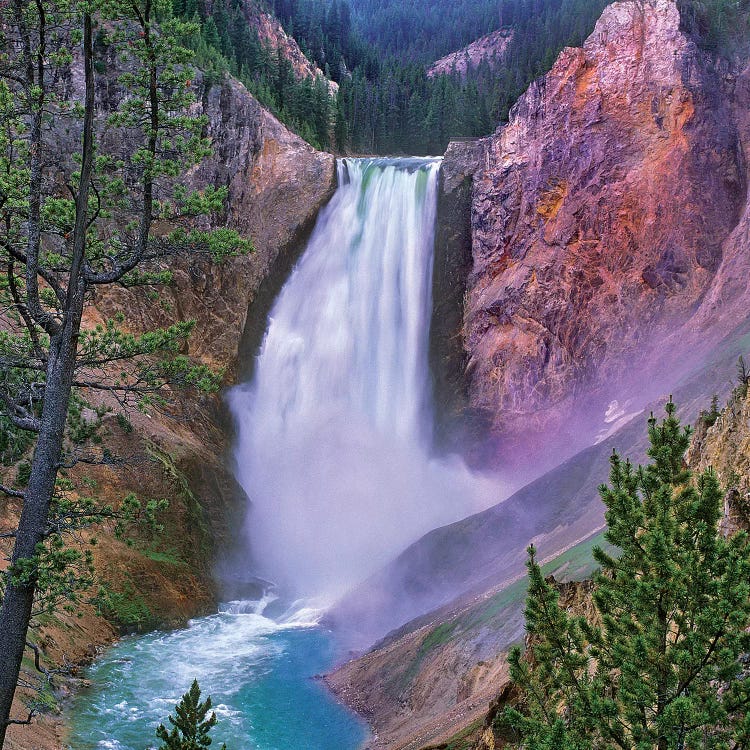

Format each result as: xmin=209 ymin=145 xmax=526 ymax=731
xmin=447 ymin=717 xmax=485 ymax=748
xmin=436 ymin=717 xmax=485 ymax=750
xmin=140 ymin=546 xmax=188 ymax=567
xmin=145 ymin=440 xmax=210 ymax=558
xmin=543 ymin=531 xmax=609 ymax=582
xmin=20 ymin=654 xmax=59 ymax=714
xmin=94 ymin=580 xmax=155 ymax=632
xmin=419 ymin=621 xmax=459 ymax=654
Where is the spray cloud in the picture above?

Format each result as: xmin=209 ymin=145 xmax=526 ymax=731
xmin=229 ymin=158 xmax=500 ymax=601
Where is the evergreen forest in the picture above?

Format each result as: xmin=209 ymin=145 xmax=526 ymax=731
xmin=171 ymin=0 xmax=749 ymax=154
xmin=173 ymin=0 xmax=611 ymax=153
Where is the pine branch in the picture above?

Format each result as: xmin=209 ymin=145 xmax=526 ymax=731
xmin=6 ymin=260 xmax=48 ymax=362
xmin=0 ymin=387 xmax=41 ymax=432
xmin=3 ymin=709 xmax=35 ymax=727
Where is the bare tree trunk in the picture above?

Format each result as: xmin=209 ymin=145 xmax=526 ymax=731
xmin=0 ymin=316 xmax=81 ymax=742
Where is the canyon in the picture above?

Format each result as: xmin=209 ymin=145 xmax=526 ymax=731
xmin=327 ymin=0 xmax=750 ymax=747
xmin=2 ymin=0 xmax=750 ymax=747
xmin=2 ymin=58 xmax=335 ymax=750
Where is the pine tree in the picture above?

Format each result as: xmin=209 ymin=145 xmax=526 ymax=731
xmin=202 ymin=17 xmax=221 ymax=51
xmin=503 ymin=399 xmax=750 ymax=749
xmin=156 ymin=680 xmax=227 ymax=750
xmin=0 ymin=0 xmax=248 ymax=739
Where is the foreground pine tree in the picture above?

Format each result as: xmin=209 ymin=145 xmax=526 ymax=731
xmin=0 ymin=0 xmax=249 ymax=738
xmin=504 ymin=399 xmax=750 ymax=749
xmin=156 ymin=680 xmax=227 ymax=750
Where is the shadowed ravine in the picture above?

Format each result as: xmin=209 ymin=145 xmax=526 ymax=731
xmin=67 ymin=157 xmax=504 ymax=749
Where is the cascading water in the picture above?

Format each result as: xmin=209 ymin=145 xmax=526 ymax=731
xmin=230 ymin=157 xmax=495 ymax=599
xmin=68 ymin=157 xmax=500 ymax=749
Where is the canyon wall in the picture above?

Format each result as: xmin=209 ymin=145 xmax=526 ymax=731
xmin=443 ymin=0 xmax=749 ymax=471
xmin=2 ymin=69 xmax=334 ymax=748
xmin=84 ymin=68 xmax=335 ymax=577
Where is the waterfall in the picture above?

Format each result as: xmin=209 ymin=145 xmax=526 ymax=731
xmin=229 ymin=157 xmax=496 ymax=600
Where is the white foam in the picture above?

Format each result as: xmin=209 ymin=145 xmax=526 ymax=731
xmin=230 ymin=157 xmax=507 ymax=600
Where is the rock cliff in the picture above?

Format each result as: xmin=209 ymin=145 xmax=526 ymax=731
xmin=427 ymin=30 xmax=513 ymax=79
xmin=445 ymin=0 xmax=750 ymax=469
xmin=239 ymin=0 xmax=338 ymax=93
xmin=86 ymin=70 xmax=335 ymax=577
xmin=687 ymin=387 xmax=750 ymax=536
xmin=98 ymin=73 xmax=335 ymax=378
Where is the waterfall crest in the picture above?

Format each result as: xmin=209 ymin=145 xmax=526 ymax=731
xmin=230 ymin=157 xmax=496 ymax=599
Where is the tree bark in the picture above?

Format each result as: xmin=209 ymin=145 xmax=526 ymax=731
xmin=0 ymin=313 xmax=81 ymax=741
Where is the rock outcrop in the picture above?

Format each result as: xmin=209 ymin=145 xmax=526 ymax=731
xmin=687 ymin=388 xmax=750 ymax=536
xmin=427 ymin=30 xmax=512 ymax=79
xmin=453 ymin=0 xmax=750 ymax=468
xmin=240 ymin=0 xmax=338 ymax=92
xmin=98 ymin=74 xmax=336 ymax=377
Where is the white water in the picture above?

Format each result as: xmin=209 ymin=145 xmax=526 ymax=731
xmin=229 ymin=157 xmax=500 ymax=600
xmin=68 ymin=597 xmax=369 ymax=749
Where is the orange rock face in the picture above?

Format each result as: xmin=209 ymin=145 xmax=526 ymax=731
xmin=464 ymin=0 xmax=749 ymax=463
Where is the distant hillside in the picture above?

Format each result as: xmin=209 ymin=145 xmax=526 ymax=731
xmin=172 ymin=0 xmax=337 ymax=148
xmin=347 ymin=0 xmax=607 ymax=65
xmin=427 ymin=30 xmax=513 ymax=79
xmin=268 ymin=0 xmax=610 ymax=154
xmin=348 ymin=0 xmax=501 ymax=63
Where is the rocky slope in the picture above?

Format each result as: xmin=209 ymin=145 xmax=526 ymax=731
xmin=427 ymin=30 xmax=513 ymax=79
xmin=241 ymin=0 xmax=337 ymax=92
xmin=687 ymin=386 xmax=750 ymax=536
xmin=463 ymin=389 xmax=750 ymax=750
xmin=445 ymin=0 xmax=750 ymax=471
xmin=330 ymin=356 xmax=750 ymax=750
xmin=2 ymin=67 xmax=334 ymax=747
xmin=328 ymin=537 xmax=603 ymax=750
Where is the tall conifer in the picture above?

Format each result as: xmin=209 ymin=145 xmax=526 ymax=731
xmin=504 ymin=400 xmax=750 ymax=749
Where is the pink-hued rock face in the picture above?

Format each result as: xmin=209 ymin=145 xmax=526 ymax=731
xmin=465 ymin=0 xmax=748 ymax=460
xmin=427 ymin=29 xmax=513 ymax=79
xmin=241 ymin=0 xmax=338 ymax=94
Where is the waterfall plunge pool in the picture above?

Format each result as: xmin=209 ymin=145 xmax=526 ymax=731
xmin=67 ymin=600 xmax=369 ymax=749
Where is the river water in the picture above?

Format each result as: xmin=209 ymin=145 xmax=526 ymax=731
xmin=68 ymin=600 xmax=369 ymax=749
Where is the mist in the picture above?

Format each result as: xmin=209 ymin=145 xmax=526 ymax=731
xmin=228 ymin=158 xmax=504 ymax=603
